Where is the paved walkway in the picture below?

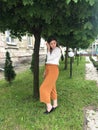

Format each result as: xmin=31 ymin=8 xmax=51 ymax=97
xmin=0 ymin=65 xmax=30 ymax=80
xmin=84 ymin=56 xmax=98 ymax=130
xmin=0 ymin=54 xmax=46 ymax=80
xmin=85 ymin=56 xmax=98 ymax=85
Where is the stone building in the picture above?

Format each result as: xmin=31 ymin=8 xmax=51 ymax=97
xmin=87 ymin=38 xmax=98 ymax=56
xmin=0 ymin=31 xmax=46 ymax=69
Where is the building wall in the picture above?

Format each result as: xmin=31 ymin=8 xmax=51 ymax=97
xmin=87 ymin=39 xmax=98 ymax=56
xmin=0 ymin=32 xmax=47 ymax=68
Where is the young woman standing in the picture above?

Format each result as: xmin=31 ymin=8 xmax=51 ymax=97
xmin=39 ymin=36 xmax=61 ymax=114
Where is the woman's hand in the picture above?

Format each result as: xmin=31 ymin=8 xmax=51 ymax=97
xmin=46 ymin=42 xmax=50 ymax=52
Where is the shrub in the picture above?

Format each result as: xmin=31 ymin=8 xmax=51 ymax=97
xmin=89 ymin=56 xmax=98 ymax=70
xmin=30 ymin=53 xmax=34 ymax=73
xmin=4 ymin=51 xmax=16 ymax=83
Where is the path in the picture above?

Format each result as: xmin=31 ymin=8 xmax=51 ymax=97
xmin=0 ymin=64 xmax=30 ymax=80
xmin=84 ymin=56 xmax=98 ymax=130
xmin=85 ymin=56 xmax=98 ymax=85
xmin=0 ymin=54 xmax=46 ymax=80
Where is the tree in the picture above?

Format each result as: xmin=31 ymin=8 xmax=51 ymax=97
xmin=4 ymin=51 xmax=16 ymax=83
xmin=0 ymin=0 xmax=67 ymax=98
xmin=44 ymin=0 xmax=98 ymax=69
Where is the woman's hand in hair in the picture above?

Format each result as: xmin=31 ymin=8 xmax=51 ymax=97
xmin=46 ymin=42 xmax=50 ymax=52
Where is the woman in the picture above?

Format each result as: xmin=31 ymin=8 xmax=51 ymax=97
xmin=39 ymin=36 xmax=61 ymax=114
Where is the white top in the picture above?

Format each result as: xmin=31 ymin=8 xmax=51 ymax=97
xmin=46 ymin=47 xmax=61 ymax=65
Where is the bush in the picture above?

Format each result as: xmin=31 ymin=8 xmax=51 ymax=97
xmin=4 ymin=51 xmax=16 ymax=83
xmin=30 ymin=53 xmax=34 ymax=73
xmin=89 ymin=56 xmax=98 ymax=70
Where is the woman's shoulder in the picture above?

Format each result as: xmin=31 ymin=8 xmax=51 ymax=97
xmin=55 ymin=47 xmax=61 ymax=52
xmin=53 ymin=47 xmax=61 ymax=54
xmin=55 ymin=47 xmax=61 ymax=50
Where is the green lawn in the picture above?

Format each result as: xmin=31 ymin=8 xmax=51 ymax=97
xmin=0 ymin=57 xmax=98 ymax=130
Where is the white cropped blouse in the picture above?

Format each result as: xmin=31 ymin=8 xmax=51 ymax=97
xmin=46 ymin=47 xmax=61 ymax=65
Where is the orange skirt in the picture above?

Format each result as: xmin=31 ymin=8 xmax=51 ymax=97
xmin=39 ymin=64 xmax=59 ymax=104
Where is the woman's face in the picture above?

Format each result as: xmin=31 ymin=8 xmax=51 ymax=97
xmin=49 ymin=40 xmax=57 ymax=49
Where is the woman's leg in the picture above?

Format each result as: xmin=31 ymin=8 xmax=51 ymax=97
xmin=51 ymin=86 xmax=58 ymax=108
xmin=40 ymin=65 xmax=59 ymax=113
xmin=53 ymin=99 xmax=58 ymax=108
xmin=46 ymin=103 xmax=52 ymax=112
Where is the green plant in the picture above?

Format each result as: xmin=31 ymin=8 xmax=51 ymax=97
xmin=4 ymin=51 xmax=16 ymax=83
xmin=89 ymin=56 xmax=98 ymax=70
xmin=30 ymin=53 xmax=34 ymax=73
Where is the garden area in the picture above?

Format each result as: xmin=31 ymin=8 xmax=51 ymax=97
xmin=0 ymin=57 xmax=98 ymax=130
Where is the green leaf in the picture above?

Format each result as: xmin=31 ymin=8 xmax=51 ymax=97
xmin=86 ymin=0 xmax=95 ymax=6
xmin=73 ymin=0 xmax=78 ymax=3
xmin=66 ymin=0 xmax=71 ymax=4
xmin=89 ymin=0 xmax=95 ymax=6
xmin=22 ymin=0 xmax=33 ymax=6
xmin=84 ymin=22 xmax=93 ymax=30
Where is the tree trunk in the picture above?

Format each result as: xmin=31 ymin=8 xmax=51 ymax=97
xmin=33 ymin=29 xmax=41 ymax=99
xmin=64 ymin=45 xmax=69 ymax=70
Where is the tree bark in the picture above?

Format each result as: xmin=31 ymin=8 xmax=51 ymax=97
xmin=33 ymin=28 xmax=41 ymax=99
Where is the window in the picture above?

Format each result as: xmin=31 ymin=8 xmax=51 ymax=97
xmin=5 ymin=30 xmax=16 ymax=45
xmin=27 ymin=36 xmax=33 ymax=46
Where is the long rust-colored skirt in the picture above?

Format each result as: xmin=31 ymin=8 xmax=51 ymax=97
xmin=39 ymin=64 xmax=59 ymax=104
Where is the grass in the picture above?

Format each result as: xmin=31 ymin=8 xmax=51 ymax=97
xmin=0 ymin=57 xmax=98 ymax=130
